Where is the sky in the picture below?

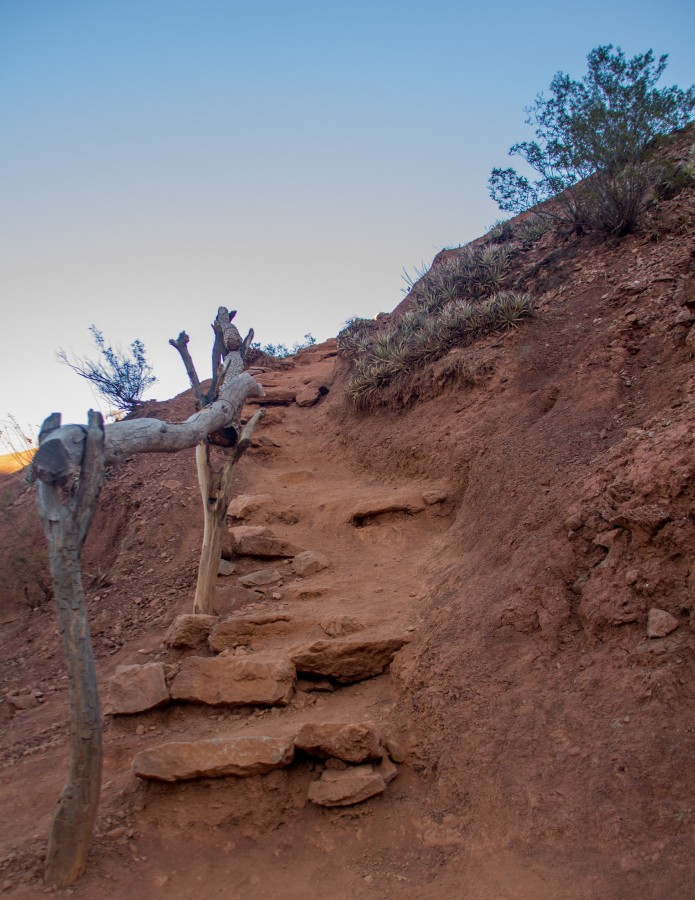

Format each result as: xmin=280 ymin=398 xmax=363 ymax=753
xmin=1 ymin=0 xmax=693 ymax=447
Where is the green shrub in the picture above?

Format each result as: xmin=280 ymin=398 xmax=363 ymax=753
xmin=489 ymin=45 xmax=695 ymax=235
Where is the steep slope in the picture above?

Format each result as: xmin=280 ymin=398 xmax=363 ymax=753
xmin=1 ymin=176 xmax=694 ymax=898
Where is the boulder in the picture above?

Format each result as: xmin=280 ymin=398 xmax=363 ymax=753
xmin=133 ymin=735 xmax=294 ymax=782
xmin=213 ymin=585 xmax=264 ymax=615
xmin=307 ymin=765 xmax=386 ymax=807
xmin=238 ymin=568 xmax=283 ymax=588
xmin=169 ymin=655 xmax=296 ymax=706
xmin=291 ymin=550 xmax=330 ymax=577
xmin=647 ymin=608 xmax=679 ymax=638
xmin=104 ymin=663 xmax=170 ymax=715
xmin=209 ymin=613 xmax=296 ymax=652
xmin=165 ymin=614 xmax=219 ymax=650
xmin=290 ymin=633 xmax=411 ymax=683
xmin=295 ymin=722 xmax=383 ymax=763
xmin=226 ymin=494 xmax=274 ymax=519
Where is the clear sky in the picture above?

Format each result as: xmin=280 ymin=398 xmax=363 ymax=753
xmin=1 ymin=0 xmax=693 ymax=446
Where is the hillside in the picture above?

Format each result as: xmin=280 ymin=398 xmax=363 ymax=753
xmin=1 ymin=141 xmax=694 ymax=898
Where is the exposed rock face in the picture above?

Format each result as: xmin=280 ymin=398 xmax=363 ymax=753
xmin=290 ymin=634 xmax=411 ymax=683
xmin=226 ymin=493 xmax=273 ymax=519
xmin=104 ymin=663 xmax=170 ymax=715
xmin=647 ymin=608 xmax=679 ymax=638
xmin=291 ymin=550 xmax=330 ymax=577
xmin=348 ymin=493 xmax=426 ymax=526
xmin=238 ymin=569 xmax=283 ymax=588
xmin=295 ymin=386 xmax=321 ymax=407
xmin=165 ymin=614 xmax=219 ymax=650
xmin=169 ymin=655 xmax=296 ymax=706
xmin=295 ymin=722 xmax=383 ymax=763
xmin=307 ymin=765 xmax=386 ymax=806
xmin=209 ymin=613 xmax=296 ymax=651
xmin=133 ymin=735 xmax=294 ymax=781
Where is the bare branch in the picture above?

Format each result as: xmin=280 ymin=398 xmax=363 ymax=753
xmin=168 ymin=331 xmax=204 ymax=407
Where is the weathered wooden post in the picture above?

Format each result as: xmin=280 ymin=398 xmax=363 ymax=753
xmin=32 ymin=311 xmax=265 ymax=885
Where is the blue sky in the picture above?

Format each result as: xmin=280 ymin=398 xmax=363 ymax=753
xmin=1 ymin=0 xmax=693 ymax=443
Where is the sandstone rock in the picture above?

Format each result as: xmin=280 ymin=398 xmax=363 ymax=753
xmin=291 ymin=633 xmax=411 ymax=683
xmin=235 ymin=534 xmax=300 ymax=559
xmin=133 ymin=735 xmax=294 ymax=781
xmin=592 ymin=528 xmax=621 ymax=549
xmin=422 ymin=489 xmax=448 ymax=505
xmin=307 ymin=765 xmax=386 ymax=807
xmin=7 ymin=693 xmax=39 ymax=712
xmin=295 ymin=722 xmax=383 ymax=763
xmin=104 ymin=663 xmax=170 ymax=715
xmin=229 ymin=525 xmax=271 ymax=544
xmin=218 ymin=559 xmax=236 ymax=576
xmin=295 ymin=386 xmax=321 ymax=407
xmin=319 ymin=615 xmax=366 ymax=637
xmin=165 ymin=614 xmax=219 ymax=650
xmin=378 ymin=756 xmax=399 ymax=784
xmin=348 ymin=494 xmax=426 ymax=526
xmin=213 ymin=585 xmax=264 ymax=614
xmin=291 ymin=550 xmax=330 ymax=577
xmin=226 ymin=494 xmax=273 ymax=519
xmin=611 ymin=504 xmax=671 ymax=536
xmin=647 ymin=608 xmax=679 ymax=639
xmin=284 ymin=584 xmax=328 ymax=601
xmin=238 ymin=569 xmax=283 ymax=588
xmin=246 ymin=388 xmax=297 ymax=406
xmin=169 ymin=655 xmax=296 ymax=706
xmin=209 ymin=613 xmax=295 ymax=651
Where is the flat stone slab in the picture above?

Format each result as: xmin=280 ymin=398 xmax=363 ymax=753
xmin=133 ymin=735 xmax=294 ymax=782
xmin=209 ymin=613 xmax=296 ymax=652
xmin=307 ymin=765 xmax=386 ymax=807
xmin=291 ymin=634 xmax=411 ymax=683
xmin=165 ymin=614 xmax=219 ymax=650
xmin=295 ymin=722 xmax=383 ymax=763
xmin=104 ymin=663 xmax=170 ymax=715
xmin=170 ymin=655 xmax=296 ymax=707
xmin=238 ymin=568 xmax=283 ymax=588
xmin=236 ymin=534 xmax=300 ymax=559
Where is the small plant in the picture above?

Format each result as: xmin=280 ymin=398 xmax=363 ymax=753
xmin=58 ymin=326 xmax=156 ymax=413
xmin=485 ymin=219 xmax=516 ymax=243
xmin=515 ymin=214 xmax=553 ymax=244
xmin=251 ymin=333 xmax=316 ymax=359
xmin=489 ymin=45 xmax=695 ymax=235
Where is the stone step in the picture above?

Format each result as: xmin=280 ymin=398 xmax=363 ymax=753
xmin=290 ymin=632 xmax=411 ymax=683
xmin=169 ymin=655 xmax=296 ymax=707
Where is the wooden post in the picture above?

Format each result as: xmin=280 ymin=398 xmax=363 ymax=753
xmin=36 ymin=411 xmax=105 ymax=888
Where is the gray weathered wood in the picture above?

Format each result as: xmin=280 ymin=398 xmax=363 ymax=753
xmin=37 ymin=411 xmax=106 ymax=887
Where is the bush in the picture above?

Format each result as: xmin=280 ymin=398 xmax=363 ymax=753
xmin=58 ymin=326 xmax=156 ymax=414
xmin=251 ymin=333 xmax=316 ymax=359
xmin=489 ymin=45 xmax=695 ymax=235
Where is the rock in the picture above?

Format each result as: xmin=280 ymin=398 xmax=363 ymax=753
xmin=290 ymin=633 xmax=411 ymax=683
xmin=165 ymin=614 xmax=219 ymax=650
xmin=169 ymin=655 xmax=296 ymax=706
xmin=611 ymin=504 xmax=671 ymax=536
xmin=226 ymin=494 xmax=274 ymax=519
xmin=246 ymin=388 xmax=297 ymax=406
xmin=348 ymin=494 xmax=426 ymax=526
xmin=7 ymin=693 xmax=39 ymax=712
xmin=647 ymin=608 xmax=679 ymax=639
xmin=296 ymin=678 xmax=335 ymax=693
xmin=592 ymin=529 xmax=621 ymax=549
xmin=295 ymin=722 xmax=383 ymax=763
xmin=238 ymin=569 xmax=283 ymax=588
xmin=284 ymin=584 xmax=328 ymax=601
xmin=133 ymin=735 xmax=294 ymax=781
xmin=236 ymin=534 xmax=300 ymax=559
xmin=104 ymin=663 xmax=170 ymax=715
xmin=378 ymin=756 xmax=399 ymax=784
xmin=295 ymin=386 xmax=321 ymax=407
xmin=422 ymin=489 xmax=448 ymax=505
xmin=229 ymin=525 xmax=271 ymax=544
xmin=307 ymin=765 xmax=386 ymax=807
xmin=319 ymin=615 xmax=365 ymax=637
xmin=291 ymin=550 xmax=330 ymax=577
xmin=213 ymin=585 xmax=264 ymax=614
xmin=218 ymin=559 xmax=236 ymax=576
xmin=209 ymin=613 xmax=296 ymax=651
